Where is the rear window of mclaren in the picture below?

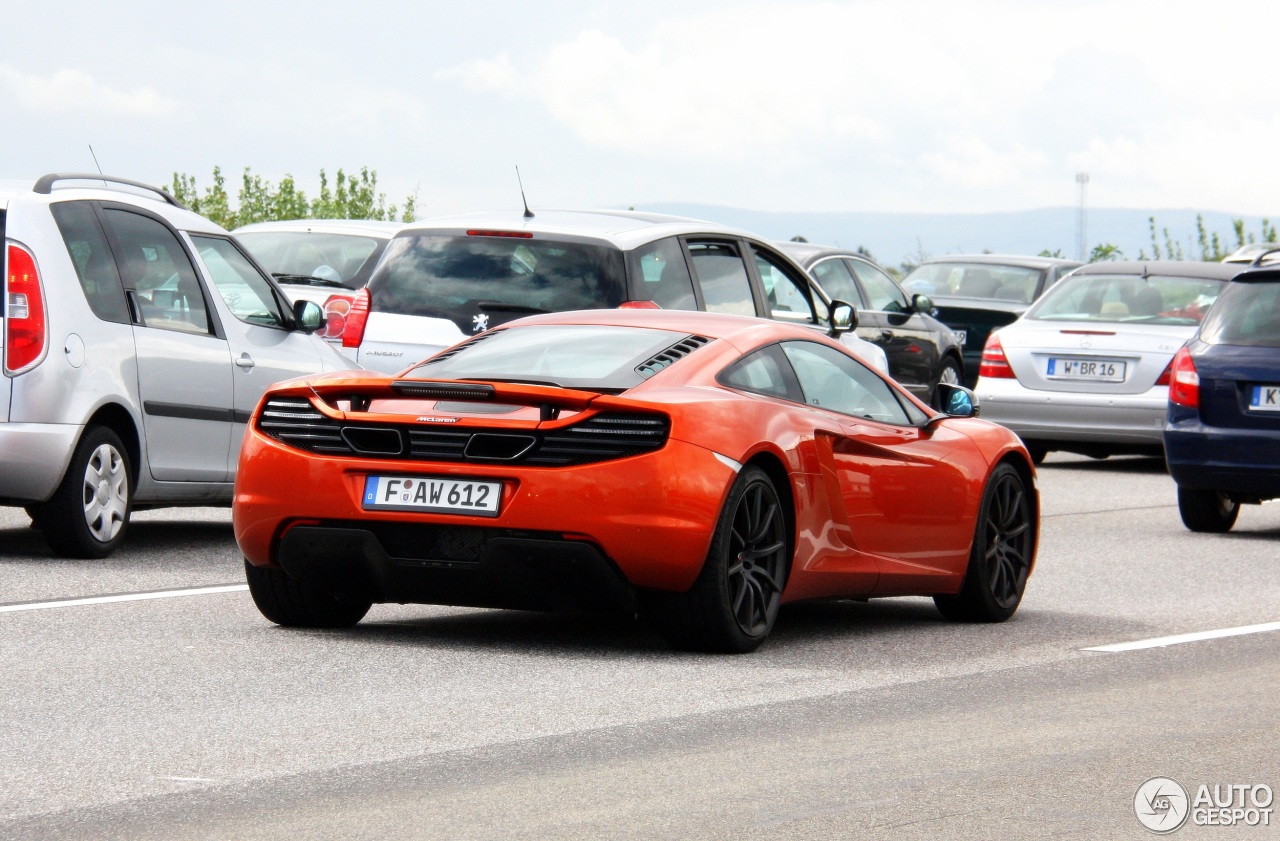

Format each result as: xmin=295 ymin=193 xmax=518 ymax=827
xmin=407 ymin=324 xmax=710 ymax=390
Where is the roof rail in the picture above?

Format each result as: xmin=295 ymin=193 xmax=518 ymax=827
xmin=1250 ymin=247 xmax=1280 ymax=267
xmin=32 ymin=173 xmax=185 ymax=209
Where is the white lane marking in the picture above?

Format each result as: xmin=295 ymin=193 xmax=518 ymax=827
xmin=157 ymin=776 xmax=220 ymax=784
xmin=1083 ymin=620 xmax=1280 ymax=652
xmin=0 ymin=584 xmax=248 ymax=614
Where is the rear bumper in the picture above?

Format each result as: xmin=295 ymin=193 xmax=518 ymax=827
xmin=234 ymin=427 xmax=739 ymax=599
xmin=975 ymin=379 xmax=1167 ymax=445
xmin=277 ymin=522 xmax=636 ymax=613
xmin=0 ymin=422 xmax=79 ymax=502
xmin=1165 ymin=421 xmax=1280 ymax=500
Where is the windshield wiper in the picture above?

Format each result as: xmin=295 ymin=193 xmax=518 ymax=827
xmin=272 ymin=273 xmax=354 ymax=289
xmin=476 ymin=301 xmax=551 ymax=314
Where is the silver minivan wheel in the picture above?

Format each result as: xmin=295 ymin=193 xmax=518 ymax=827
xmin=80 ymin=442 xmax=129 ymax=542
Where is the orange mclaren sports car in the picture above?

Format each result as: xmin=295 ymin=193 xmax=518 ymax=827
xmin=233 ymin=309 xmax=1038 ymax=652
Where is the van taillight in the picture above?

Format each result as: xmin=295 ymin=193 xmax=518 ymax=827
xmin=5 ymin=243 xmax=48 ymax=374
xmin=977 ymin=333 xmax=1014 ymax=379
xmin=321 ymin=293 xmax=354 ymax=339
xmin=1167 ymin=346 xmax=1199 ymax=408
xmin=341 ymin=288 xmax=371 ymax=348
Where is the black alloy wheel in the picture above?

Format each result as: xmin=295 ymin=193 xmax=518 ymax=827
xmin=651 ymin=466 xmax=790 ymax=653
xmin=935 ymin=463 xmax=1034 ymax=622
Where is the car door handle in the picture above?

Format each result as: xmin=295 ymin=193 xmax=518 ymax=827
xmin=235 ymin=353 xmax=256 ymax=370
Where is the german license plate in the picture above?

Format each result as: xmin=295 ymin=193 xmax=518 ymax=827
xmin=1249 ymin=385 xmax=1280 ymax=412
xmin=1046 ymin=357 xmax=1126 ymax=381
xmin=362 ymin=475 xmax=501 ymax=516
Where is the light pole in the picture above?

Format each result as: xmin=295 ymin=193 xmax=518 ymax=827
xmin=1076 ymin=172 xmax=1089 ymax=262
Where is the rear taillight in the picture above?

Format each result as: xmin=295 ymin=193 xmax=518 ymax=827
xmin=5 ymin=243 xmax=48 ymax=374
xmin=1155 ymin=359 xmax=1173 ymax=387
xmin=978 ymin=333 xmax=1014 ymax=379
xmin=1168 ymin=346 xmax=1199 ymax=408
xmin=342 ymin=288 xmax=370 ymax=348
xmin=320 ymin=293 xmax=354 ymax=339
xmin=619 ymin=300 xmax=661 ymax=310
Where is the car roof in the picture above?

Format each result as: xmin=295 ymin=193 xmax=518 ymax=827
xmin=400 ymin=209 xmax=754 ymax=250
xmin=917 ymin=254 xmax=1083 ymax=270
xmin=233 ymin=219 xmax=407 ymax=237
xmin=1227 ymin=267 xmax=1280 ymax=283
xmin=1071 ymin=260 xmax=1241 ymax=280
xmin=491 ymin=305 xmax=838 ymax=347
xmin=772 ymin=241 xmax=884 ymax=266
xmin=0 ymin=175 xmax=226 ymax=234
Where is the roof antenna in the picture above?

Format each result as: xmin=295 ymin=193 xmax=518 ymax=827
xmin=516 ymin=165 xmax=534 ymax=219
xmin=88 ymin=144 xmax=107 ymax=185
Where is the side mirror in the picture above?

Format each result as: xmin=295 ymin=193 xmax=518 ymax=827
xmin=294 ymin=299 xmax=324 ymax=334
xmin=911 ymin=292 xmax=935 ymax=314
xmin=826 ymin=299 xmax=858 ymax=337
xmin=936 ymin=383 xmax=979 ymax=418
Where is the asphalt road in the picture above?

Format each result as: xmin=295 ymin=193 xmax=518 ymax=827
xmin=1 ymin=453 xmax=1277 ymax=840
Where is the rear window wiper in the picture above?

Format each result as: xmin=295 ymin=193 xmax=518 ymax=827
xmin=476 ymin=301 xmax=551 ymax=314
xmin=272 ymin=273 xmax=354 ymax=289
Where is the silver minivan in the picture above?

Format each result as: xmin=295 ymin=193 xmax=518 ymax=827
xmin=1 ymin=174 xmax=353 ymax=557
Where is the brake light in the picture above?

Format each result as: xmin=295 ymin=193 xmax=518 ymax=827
xmin=619 ymin=300 xmax=661 ymax=310
xmin=342 ymin=288 xmax=370 ymax=348
xmin=5 ymin=243 xmax=48 ymax=374
xmin=1168 ymin=346 xmax=1199 ymax=408
xmin=1155 ymin=359 xmax=1173 ymax=387
xmin=978 ymin=333 xmax=1014 ymax=379
xmin=320 ymin=293 xmax=354 ymax=339
xmin=466 ymin=230 xmax=533 ymax=238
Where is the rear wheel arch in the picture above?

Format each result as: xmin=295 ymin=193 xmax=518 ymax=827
xmin=82 ymin=403 xmax=141 ymax=486
xmin=742 ymin=451 xmax=797 ymax=563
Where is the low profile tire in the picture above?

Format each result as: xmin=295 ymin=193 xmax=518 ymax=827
xmin=33 ymin=426 xmax=132 ymax=558
xmin=1177 ymin=487 xmax=1239 ymax=533
xmin=244 ymin=559 xmax=372 ymax=628
xmin=935 ymin=463 xmax=1034 ymax=623
xmin=931 ymin=358 xmax=963 ymax=410
xmin=650 ymin=466 xmax=789 ymax=653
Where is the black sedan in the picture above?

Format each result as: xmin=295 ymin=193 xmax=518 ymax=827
xmin=777 ymin=242 xmax=965 ymax=407
xmin=901 ymin=254 xmax=1082 ymax=386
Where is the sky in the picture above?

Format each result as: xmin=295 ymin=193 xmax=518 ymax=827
xmin=2 ymin=0 xmax=1277 ymax=222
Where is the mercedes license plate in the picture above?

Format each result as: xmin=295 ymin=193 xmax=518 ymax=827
xmin=362 ymin=475 xmax=501 ymax=516
xmin=1046 ymin=357 xmax=1126 ymax=382
xmin=1249 ymin=385 xmax=1280 ymax=412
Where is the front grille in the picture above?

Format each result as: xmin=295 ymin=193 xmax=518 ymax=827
xmin=260 ymin=398 xmax=669 ymax=466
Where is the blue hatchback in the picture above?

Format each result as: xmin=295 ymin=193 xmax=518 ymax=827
xmin=1164 ymin=268 xmax=1280 ymax=531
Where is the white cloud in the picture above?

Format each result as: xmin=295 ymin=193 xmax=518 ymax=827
xmin=0 ymin=65 xmax=175 ymax=116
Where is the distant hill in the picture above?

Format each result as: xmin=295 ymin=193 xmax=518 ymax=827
xmin=638 ymin=203 xmax=1277 ymax=270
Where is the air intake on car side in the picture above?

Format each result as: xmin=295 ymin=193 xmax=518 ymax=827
xmin=258 ymin=399 xmax=669 ymax=466
xmin=635 ymin=335 xmax=711 ymax=378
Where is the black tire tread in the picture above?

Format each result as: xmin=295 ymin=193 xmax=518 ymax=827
xmin=244 ymin=559 xmax=371 ymax=628
xmin=1177 ymin=487 xmax=1239 ymax=533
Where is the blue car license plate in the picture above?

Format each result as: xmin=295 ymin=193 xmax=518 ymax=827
xmin=362 ymin=475 xmax=501 ymax=516
xmin=1249 ymin=385 xmax=1280 ymax=413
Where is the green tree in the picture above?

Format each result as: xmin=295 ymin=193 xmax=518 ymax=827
xmin=1089 ymin=243 xmax=1124 ymax=262
xmin=170 ymin=166 xmax=418 ymax=229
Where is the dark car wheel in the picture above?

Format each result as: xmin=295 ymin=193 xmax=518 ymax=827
xmin=1177 ymin=487 xmax=1239 ymax=533
xmin=935 ymin=463 xmax=1033 ymax=622
xmin=651 ymin=466 xmax=789 ymax=653
xmin=244 ymin=559 xmax=372 ymax=628
xmin=1022 ymin=440 xmax=1049 ymax=466
xmin=931 ymin=358 xmax=963 ymax=410
xmin=32 ymin=426 xmax=132 ymax=558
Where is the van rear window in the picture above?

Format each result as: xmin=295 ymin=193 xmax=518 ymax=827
xmin=366 ymin=234 xmax=626 ymax=335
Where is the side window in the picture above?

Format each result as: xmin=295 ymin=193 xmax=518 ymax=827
xmin=628 ymin=237 xmax=697 ymax=310
xmin=752 ymin=246 xmax=817 ymax=324
xmin=191 ymin=235 xmax=286 ymax=327
xmin=687 ymin=241 xmax=755 ymax=316
xmin=849 ymin=260 xmax=908 ymax=313
xmin=719 ymin=345 xmax=798 ymax=401
xmin=104 ymin=208 xmax=210 ymax=335
xmin=809 ymin=257 xmax=865 ymax=307
xmin=50 ymin=202 xmax=129 ymax=324
xmin=781 ymin=341 xmax=912 ymax=425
